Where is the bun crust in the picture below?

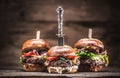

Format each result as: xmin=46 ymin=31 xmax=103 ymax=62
xmin=74 ymin=38 xmax=104 ymax=49
xmin=47 ymin=45 xmax=76 ymax=57
xmin=78 ymin=65 xmax=103 ymax=72
xmin=22 ymin=63 xmax=46 ymax=71
xmin=22 ymin=39 xmax=50 ymax=50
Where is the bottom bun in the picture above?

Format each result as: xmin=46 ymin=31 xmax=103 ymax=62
xmin=22 ymin=63 xmax=46 ymax=71
xmin=78 ymin=65 xmax=103 ymax=72
xmin=90 ymin=65 xmax=103 ymax=71
xmin=47 ymin=66 xmax=78 ymax=74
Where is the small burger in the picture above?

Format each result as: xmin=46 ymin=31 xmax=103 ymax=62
xmin=45 ymin=45 xmax=80 ymax=74
xmin=74 ymin=38 xmax=109 ymax=72
xmin=20 ymin=39 xmax=50 ymax=71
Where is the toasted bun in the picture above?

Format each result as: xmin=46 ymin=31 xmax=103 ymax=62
xmin=47 ymin=66 xmax=78 ymax=73
xmin=78 ymin=65 xmax=103 ymax=72
xmin=22 ymin=39 xmax=50 ymax=51
xmin=74 ymin=38 xmax=104 ymax=49
xmin=22 ymin=63 xmax=46 ymax=71
xmin=46 ymin=45 xmax=76 ymax=57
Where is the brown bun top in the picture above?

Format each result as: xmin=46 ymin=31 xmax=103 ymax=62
xmin=46 ymin=45 xmax=76 ymax=57
xmin=74 ymin=38 xmax=104 ymax=49
xmin=22 ymin=39 xmax=50 ymax=50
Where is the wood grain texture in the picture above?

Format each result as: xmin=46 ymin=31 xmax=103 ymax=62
xmin=0 ymin=67 xmax=120 ymax=77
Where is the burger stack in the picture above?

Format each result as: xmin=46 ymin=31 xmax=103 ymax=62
xmin=45 ymin=45 xmax=80 ymax=73
xmin=74 ymin=29 xmax=109 ymax=72
xmin=19 ymin=7 xmax=109 ymax=73
xmin=20 ymin=31 xmax=50 ymax=71
xmin=74 ymin=38 xmax=109 ymax=72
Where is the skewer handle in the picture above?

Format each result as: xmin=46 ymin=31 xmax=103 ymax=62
xmin=56 ymin=6 xmax=64 ymax=36
xmin=56 ymin=6 xmax=64 ymax=46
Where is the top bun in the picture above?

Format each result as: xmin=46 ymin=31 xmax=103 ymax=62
xmin=22 ymin=39 xmax=50 ymax=51
xmin=74 ymin=38 xmax=104 ymax=49
xmin=47 ymin=45 xmax=76 ymax=57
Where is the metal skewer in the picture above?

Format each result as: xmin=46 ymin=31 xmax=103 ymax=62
xmin=56 ymin=6 xmax=64 ymax=46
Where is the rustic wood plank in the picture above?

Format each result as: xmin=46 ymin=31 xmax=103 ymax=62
xmin=0 ymin=70 xmax=120 ymax=77
xmin=0 ymin=68 xmax=120 ymax=77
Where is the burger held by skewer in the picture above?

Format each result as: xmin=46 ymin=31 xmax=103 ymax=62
xmin=44 ymin=6 xmax=80 ymax=74
xmin=74 ymin=29 xmax=109 ymax=72
xmin=45 ymin=45 xmax=80 ymax=74
xmin=20 ymin=31 xmax=50 ymax=71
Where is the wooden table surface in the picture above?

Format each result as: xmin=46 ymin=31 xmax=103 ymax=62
xmin=0 ymin=66 xmax=120 ymax=78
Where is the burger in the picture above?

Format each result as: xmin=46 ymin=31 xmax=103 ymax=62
xmin=20 ymin=39 xmax=50 ymax=71
xmin=45 ymin=45 xmax=80 ymax=74
xmin=74 ymin=38 xmax=109 ymax=72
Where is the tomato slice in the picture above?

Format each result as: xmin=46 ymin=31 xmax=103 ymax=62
xmin=66 ymin=55 xmax=76 ymax=59
xmin=46 ymin=56 xmax=58 ymax=61
xmin=23 ymin=52 xmax=36 ymax=56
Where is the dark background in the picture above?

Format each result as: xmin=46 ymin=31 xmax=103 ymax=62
xmin=0 ymin=0 xmax=120 ymax=68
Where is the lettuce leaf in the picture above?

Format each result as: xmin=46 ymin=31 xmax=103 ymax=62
xmin=76 ymin=49 xmax=109 ymax=66
xmin=103 ymin=54 xmax=109 ymax=67
xmin=59 ymin=57 xmax=66 ymax=61
xmin=19 ymin=57 xmax=23 ymax=64
xmin=76 ymin=50 xmax=98 ymax=60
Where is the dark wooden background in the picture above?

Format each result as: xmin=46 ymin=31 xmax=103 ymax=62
xmin=0 ymin=0 xmax=120 ymax=69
